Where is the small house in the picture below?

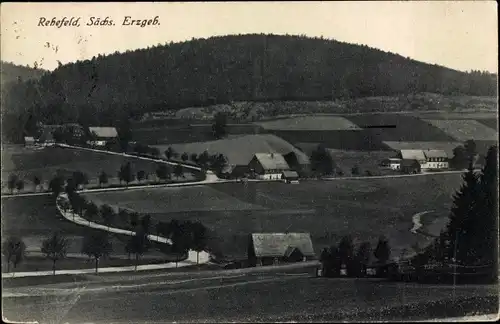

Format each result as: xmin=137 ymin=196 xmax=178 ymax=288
xmin=422 ymin=150 xmax=449 ymax=170
xmin=24 ymin=136 xmax=35 ymax=148
xmin=401 ymin=159 xmax=421 ymax=174
xmin=87 ymin=126 xmax=118 ymax=147
xmin=247 ymin=232 xmax=315 ymax=267
xmin=380 ymin=157 xmax=402 ymax=170
xmin=247 ymin=153 xmax=290 ymax=180
xmin=281 ymin=170 xmax=299 ymax=183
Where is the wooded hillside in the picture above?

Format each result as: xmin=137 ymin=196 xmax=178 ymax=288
xmin=1 ymin=34 xmax=497 ymax=143
xmin=1 ymin=61 xmax=46 ymax=86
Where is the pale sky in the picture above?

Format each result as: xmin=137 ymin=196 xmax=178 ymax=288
xmin=1 ymin=1 xmax=498 ymax=72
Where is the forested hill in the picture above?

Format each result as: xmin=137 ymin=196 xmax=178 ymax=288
xmin=1 ymin=34 xmax=497 ymax=140
xmin=1 ymin=61 xmax=46 ymax=86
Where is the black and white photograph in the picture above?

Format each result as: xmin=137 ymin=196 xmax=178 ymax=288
xmin=1 ymin=1 xmax=498 ymax=323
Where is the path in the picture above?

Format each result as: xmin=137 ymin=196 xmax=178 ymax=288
xmin=323 ymin=169 xmax=471 ymax=181
xmin=57 ymin=143 xmax=205 ymax=172
xmin=1 ymin=172 xmax=230 ymax=199
xmin=56 ymin=192 xmax=210 ymax=262
xmin=411 ymin=210 xmax=435 ymax=234
xmin=1 ymin=261 xmax=201 ymax=279
xmin=1 ymin=168 xmax=469 ymax=199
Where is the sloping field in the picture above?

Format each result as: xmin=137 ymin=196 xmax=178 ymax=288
xmin=1 ymin=146 xmax=169 ymax=189
xmin=476 ymin=118 xmax=498 ymax=131
xmin=256 ymin=116 xmax=362 ymax=131
xmin=84 ymin=173 xmax=464 ymax=259
xmin=153 ymin=134 xmax=310 ymax=166
xmin=424 ymin=119 xmax=498 ymax=141
xmin=133 ymin=124 xmax=264 ymax=145
xmin=382 ymin=141 xmax=462 ymax=157
xmin=133 ymin=128 xmax=211 ymax=145
xmin=411 ymin=111 xmax=498 ymax=120
xmin=326 ymin=149 xmax=397 ymax=175
xmin=345 ymin=114 xmax=457 ymax=142
xmin=82 ymin=186 xmax=266 ymax=213
xmin=270 ymin=130 xmax=385 ymax=150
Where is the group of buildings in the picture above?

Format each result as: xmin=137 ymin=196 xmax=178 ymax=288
xmin=381 ymin=149 xmax=450 ymax=173
xmin=24 ymin=124 xmax=119 ymax=148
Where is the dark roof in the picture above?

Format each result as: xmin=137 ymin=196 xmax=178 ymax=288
xmin=250 ymin=233 xmax=315 ymax=258
xmin=284 ymin=246 xmax=304 ymax=258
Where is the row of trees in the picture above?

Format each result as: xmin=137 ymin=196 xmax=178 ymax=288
xmin=6 ymin=171 xmax=89 ymax=195
xmin=2 ymin=232 xmax=109 ymax=275
xmin=320 ymin=235 xmax=391 ymax=277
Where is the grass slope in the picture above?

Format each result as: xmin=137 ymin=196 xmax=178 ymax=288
xmin=82 ymin=173 xmax=464 ymax=260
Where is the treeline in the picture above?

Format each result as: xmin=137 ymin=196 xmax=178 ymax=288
xmin=2 ymin=34 xmax=497 ymax=143
xmin=0 ymin=61 xmax=47 ymax=86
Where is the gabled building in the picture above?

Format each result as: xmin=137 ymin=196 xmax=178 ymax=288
xmin=87 ymin=126 xmax=118 ymax=147
xmin=247 ymin=232 xmax=316 ymax=267
xmin=401 ymin=159 xmax=421 ymax=174
xmin=380 ymin=157 xmax=403 ymax=170
xmin=422 ymin=149 xmax=449 ymax=170
xmin=397 ymin=150 xmax=427 ymax=165
xmin=24 ymin=136 xmax=35 ymax=148
xmin=281 ymin=170 xmax=300 ymax=183
xmin=248 ymin=153 xmax=290 ymax=180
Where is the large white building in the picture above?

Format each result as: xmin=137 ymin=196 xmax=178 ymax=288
xmin=422 ymin=149 xmax=449 ymax=170
xmin=396 ymin=149 xmax=449 ymax=171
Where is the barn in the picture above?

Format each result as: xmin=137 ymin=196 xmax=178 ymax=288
xmin=247 ymin=232 xmax=316 ymax=267
xmin=248 ymin=153 xmax=290 ymax=180
xmin=87 ymin=127 xmax=119 ymax=147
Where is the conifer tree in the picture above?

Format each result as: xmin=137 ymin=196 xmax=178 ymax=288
xmin=474 ymin=145 xmax=498 ymax=279
xmin=444 ymin=163 xmax=480 ymax=265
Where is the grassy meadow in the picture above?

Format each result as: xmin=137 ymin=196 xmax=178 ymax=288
xmin=81 ymin=173 xmax=464 ymax=260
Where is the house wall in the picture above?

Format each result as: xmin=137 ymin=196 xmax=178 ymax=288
xmin=389 ymin=163 xmax=400 ymax=170
xmin=422 ymin=161 xmax=449 ymax=170
xmin=257 ymin=173 xmax=283 ymax=180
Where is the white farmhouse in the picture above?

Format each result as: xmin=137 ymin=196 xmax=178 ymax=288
xmin=422 ymin=149 xmax=449 ymax=170
xmin=248 ymin=153 xmax=290 ymax=180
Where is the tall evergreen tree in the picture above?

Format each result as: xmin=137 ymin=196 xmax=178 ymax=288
xmin=444 ymin=163 xmax=480 ymax=265
xmin=474 ymin=145 xmax=498 ymax=279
